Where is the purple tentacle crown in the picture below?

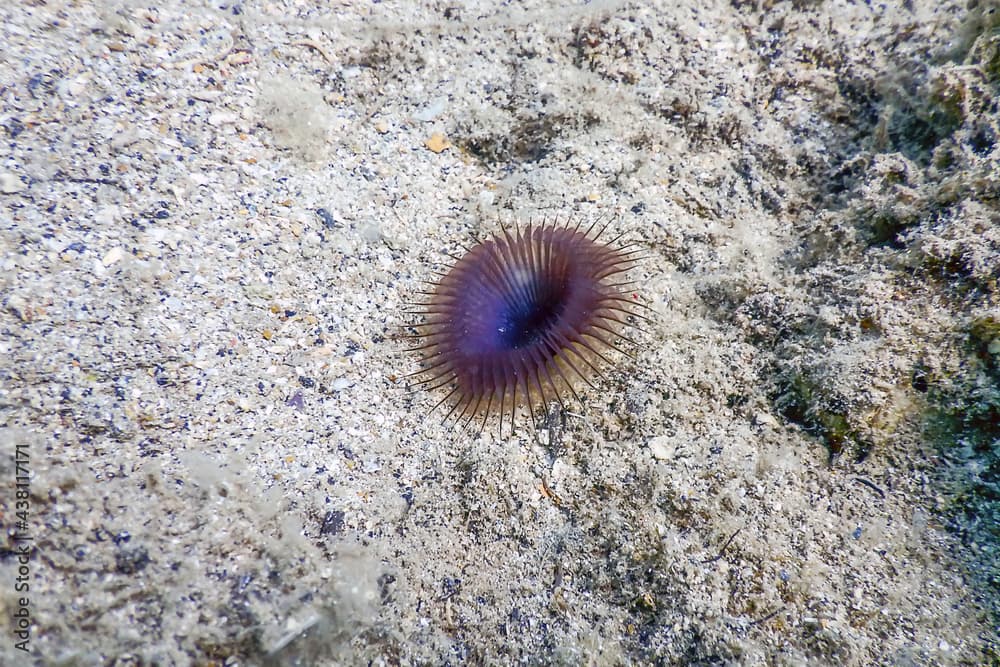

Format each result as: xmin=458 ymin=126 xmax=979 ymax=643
xmin=407 ymin=219 xmax=646 ymax=434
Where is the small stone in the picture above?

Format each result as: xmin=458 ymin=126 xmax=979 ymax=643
xmin=6 ymin=295 xmax=27 ymax=321
xmin=227 ymin=51 xmax=252 ymax=65
xmin=425 ymin=133 xmax=451 ymax=153
xmin=102 ymin=246 xmax=125 ymax=267
xmin=286 ymin=392 xmax=305 ymax=410
xmin=190 ymin=90 xmax=223 ymax=102
xmin=0 ymin=173 xmax=25 ymax=194
xmin=208 ymin=111 xmax=238 ymax=126
xmin=648 ymin=435 xmax=673 ymax=461
xmin=754 ymin=412 xmax=780 ymax=428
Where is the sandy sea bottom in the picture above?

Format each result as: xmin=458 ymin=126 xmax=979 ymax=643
xmin=0 ymin=0 xmax=998 ymax=665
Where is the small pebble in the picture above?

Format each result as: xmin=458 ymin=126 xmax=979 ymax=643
xmin=208 ymin=111 xmax=239 ymax=126
xmin=648 ymin=435 xmax=673 ymax=461
xmin=754 ymin=412 xmax=780 ymax=428
xmin=0 ymin=172 xmax=25 ymax=193
xmin=102 ymin=246 xmax=125 ymax=267
xmin=424 ymin=133 xmax=450 ymax=153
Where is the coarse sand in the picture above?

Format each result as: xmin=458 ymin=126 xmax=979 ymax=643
xmin=1 ymin=0 xmax=998 ymax=665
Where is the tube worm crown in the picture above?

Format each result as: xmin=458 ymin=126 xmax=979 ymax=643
xmin=406 ymin=219 xmax=647 ymax=435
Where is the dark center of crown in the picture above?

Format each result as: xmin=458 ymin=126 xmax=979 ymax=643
xmin=496 ymin=280 xmax=568 ymax=349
